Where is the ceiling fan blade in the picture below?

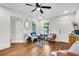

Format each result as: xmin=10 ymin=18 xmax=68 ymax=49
xmin=41 ymin=6 xmax=51 ymax=9
xmin=40 ymin=9 xmax=43 ymax=14
xmin=25 ymin=3 xmax=33 ymax=6
xmin=31 ymin=8 xmax=37 ymax=12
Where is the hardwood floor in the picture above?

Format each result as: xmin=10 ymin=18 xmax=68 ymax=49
xmin=0 ymin=41 xmax=71 ymax=56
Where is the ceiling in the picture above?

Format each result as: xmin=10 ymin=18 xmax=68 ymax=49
xmin=0 ymin=3 xmax=79 ymax=18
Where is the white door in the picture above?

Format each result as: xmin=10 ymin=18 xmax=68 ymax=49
xmin=58 ymin=20 xmax=73 ymax=42
xmin=10 ymin=16 xmax=16 ymax=43
xmin=10 ymin=16 xmax=23 ymax=43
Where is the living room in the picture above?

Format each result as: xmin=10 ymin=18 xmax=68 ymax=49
xmin=0 ymin=3 xmax=79 ymax=56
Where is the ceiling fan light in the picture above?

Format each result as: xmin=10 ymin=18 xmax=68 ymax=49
xmin=64 ymin=10 xmax=68 ymax=14
xmin=37 ymin=7 xmax=40 ymax=11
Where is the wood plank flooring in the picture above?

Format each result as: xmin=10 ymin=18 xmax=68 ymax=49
xmin=0 ymin=41 xmax=71 ymax=56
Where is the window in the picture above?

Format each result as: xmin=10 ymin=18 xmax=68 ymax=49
xmin=44 ymin=20 xmax=49 ymax=35
xmin=32 ymin=20 xmax=36 ymax=32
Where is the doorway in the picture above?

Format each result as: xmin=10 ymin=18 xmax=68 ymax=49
xmin=10 ymin=16 xmax=16 ymax=43
xmin=10 ymin=16 xmax=23 ymax=43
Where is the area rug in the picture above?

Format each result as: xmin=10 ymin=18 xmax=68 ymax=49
xmin=35 ymin=41 xmax=48 ymax=48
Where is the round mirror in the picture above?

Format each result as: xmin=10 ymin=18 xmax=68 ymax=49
xmin=24 ymin=20 xmax=30 ymax=30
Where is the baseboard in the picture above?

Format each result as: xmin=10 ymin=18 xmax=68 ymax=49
xmin=11 ymin=40 xmax=26 ymax=43
xmin=0 ymin=43 xmax=11 ymax=50
xmin=55 ymin=40 xmax=69 ymax=43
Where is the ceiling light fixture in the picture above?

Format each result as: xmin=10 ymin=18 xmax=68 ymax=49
xmin=64 ymin=10 xmax=68 ymax=14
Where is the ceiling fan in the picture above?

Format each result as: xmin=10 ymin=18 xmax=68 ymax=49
xmin=25 ymin=3 xmax=51 ymax=14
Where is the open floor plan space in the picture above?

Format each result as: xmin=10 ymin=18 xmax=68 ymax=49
xmin=0 ymin=3 xmax=79 ymax=56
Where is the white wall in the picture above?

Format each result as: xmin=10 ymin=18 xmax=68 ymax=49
xmin=36 ymin=19 xmax=44 ymax=34
xmin=8 ymin=8 xmax=32 ymax=43
xmin=0 ymin=7 xmax=10 ymax=50
xmin=0 ymin=6 xmax=32 ymax=50
xmin=76 ymin=8 xmax=79 ymax=24
xmin=49 ymin=14 xmax=75 ymax=43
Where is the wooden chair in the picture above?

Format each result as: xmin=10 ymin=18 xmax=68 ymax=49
xmin=50 ymin=34 xmax=57 ymax=44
